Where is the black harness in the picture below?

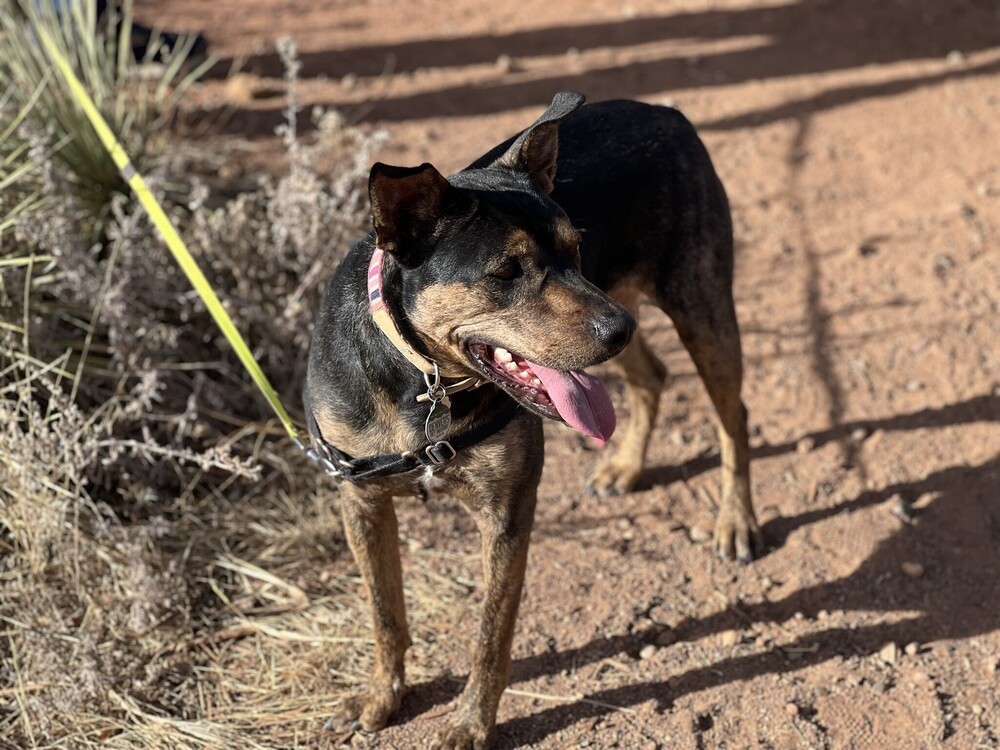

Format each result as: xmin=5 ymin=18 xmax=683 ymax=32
xmin=303 ymin=396 xmax=520 ymax=483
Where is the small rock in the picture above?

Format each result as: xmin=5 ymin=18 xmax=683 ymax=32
xmin=904 ymin=641 xmax=920 ymax=656
xmin=871 ymin=680 xmax=888 ymax=694
xmin=947 ymin=50 xmax=966 ymax=63
xmin=890 ymin=495 xmax=915 ymax=524
xmin=565 ymin=46 xmax=580 ymax=58
xmin=796 ymin=436 xmax=816 ymax=453
xmin=688 ymin=525 xmax=712 ymax=544
xmin=638 ymin=644 xmax=658 ymax=660
xmin=901 ymin=561 xmax=925 ymax=579
xmin=851 ymin=426 xmax=870 ymax=441
xmin=655 ymin=629 xmax=679 ymax=647
xmin=879 ymin=642 xmax=898 ymax=665
xmin=905 ymin=379 xmax=924 ymax=392
xmin=785 ymin=702 xmax=799 ymax=716
xmin=720 ymin=629 xmax=740 ymax=647
xmin=495 ymin=54 xmax=515 ymax=73
xmin=793 ymin=611 xmax=805 ymax=621
xmin=817 ymin=609 xmax=830 ymax=620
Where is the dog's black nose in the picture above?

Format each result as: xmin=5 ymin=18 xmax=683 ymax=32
xmin=592 ymin=310 xmax=636 ymax=354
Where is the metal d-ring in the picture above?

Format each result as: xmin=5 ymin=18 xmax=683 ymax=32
xmin=423 ymin=361 xmax=447 ymax=403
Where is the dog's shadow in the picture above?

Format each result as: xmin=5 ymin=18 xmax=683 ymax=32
xmin=394 ymin=393 xmax=1000 ymax=747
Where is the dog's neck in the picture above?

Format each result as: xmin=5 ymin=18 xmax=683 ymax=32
xmin=306 ymin=238 xmax=512 ymax=459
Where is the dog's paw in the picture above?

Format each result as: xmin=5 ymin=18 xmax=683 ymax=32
xmin=432 ymin=720 xmax=492 ymax=750
xmin=713 ymin=507 xmax=764 ymax=564
xmin=330 ymin=682 xmax=403 ymax=733
xmin=587 ymin=458 xmax=642 ymax=496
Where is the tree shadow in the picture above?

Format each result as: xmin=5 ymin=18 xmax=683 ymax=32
xmin=636 ymin=392 xmax=1000 ymax=493
xmin=392 ymin=393 xmax=999 ymax=741
xmin=192 ymin=0 xmax=1000 ymax=135
xmin=490 ymin=451 xmax=1000 ymax=746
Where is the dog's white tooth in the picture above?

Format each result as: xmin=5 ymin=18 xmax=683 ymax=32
xmin=505 ymin=361 xmax=519 ymax=372
xmin=495 ymin=347 xmax=513 ymax=362
xmin=518 ymin=370 xmax=532 ymax=381
xmin=530 ymin=377 xmax=541 ymax=386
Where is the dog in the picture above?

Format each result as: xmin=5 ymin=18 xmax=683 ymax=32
xmin=305 ymin=92 xmax=761 ymax=749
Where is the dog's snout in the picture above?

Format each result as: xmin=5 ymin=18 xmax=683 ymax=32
xmin=592 ymin=309 xmax=636 ymax=354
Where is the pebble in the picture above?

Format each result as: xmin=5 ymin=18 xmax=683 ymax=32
xmin=879 ymin=642 xmax=898 ymax=665
xmin=890 ymin=494 xmax=915 ymax=524
xmin=796 ymin=436 xmax=816 ymax=453
xmin=905 ymin=641 xmax=921 ymax=656
xmin=946 ymin=49 xmax=966 ymax=64
xmin=639 ymin=644 xmax=658 ymax=660
xmin=495 ymin=54 xmax=515 ymax=73
xmin=901 ymin=561 xmax=925 ymax=579
xmin=785 ymin=702 xmax=799 ymax=716
xmin=905 ymin=379 xmax=924 ymax=392
xmin=871 ymin=680 xmax=889 ymax=695
xmin=851 ymin=426 xmax=869 ymax=441
xmin=341 ymin=73 xmax=358 ymax=90
xmin=817 ymin=609 xmax=830 ymax=620
xmin=565 ymin=46 xmax=580 ymax=58
xmin=688 ymin=525 xmax=712 ymax=544
xmin=720 ymin=629 xmax=740 ymax=647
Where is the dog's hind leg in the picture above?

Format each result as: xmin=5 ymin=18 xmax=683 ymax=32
xmin=665 ymin=293 xmax=763 ymax=562
xmin=334 ymin=487 xmax=411 ymax=731
xmin=588 ymin=284 xmax=667 ymax=495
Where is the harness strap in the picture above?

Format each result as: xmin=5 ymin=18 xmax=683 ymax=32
xmin=306 ymin=399 xmax=520 ymax=483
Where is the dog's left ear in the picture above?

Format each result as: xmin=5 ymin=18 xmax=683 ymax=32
xmin=369 ymin=162 xmax=449 ymax=266
xmin=493 ymin=91 xmax=586 ymax=193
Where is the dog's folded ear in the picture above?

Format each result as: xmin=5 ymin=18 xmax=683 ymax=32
xmin=493 ymin=91 xmax=586 ymax=193
xmin=369 ymin=162 xmax=450 ymax=265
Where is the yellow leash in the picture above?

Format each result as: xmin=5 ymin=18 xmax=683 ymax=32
xmin=35 ymin=25 xmax=303 ymax=444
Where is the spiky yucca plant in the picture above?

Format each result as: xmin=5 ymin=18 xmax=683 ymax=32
xmin=0 ymin=0 xmax=212 ymax=232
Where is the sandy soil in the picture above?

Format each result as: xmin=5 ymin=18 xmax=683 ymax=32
xmin=139 ymin=0 xmax=1000 ymax=747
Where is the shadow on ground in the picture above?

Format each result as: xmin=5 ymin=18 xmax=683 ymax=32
xmin=394 ymin=436 xmax=1000 ymax=747
xmin=194 ymin=0 xmax=1000 ymax=136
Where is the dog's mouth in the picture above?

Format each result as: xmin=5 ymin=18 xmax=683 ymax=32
xmin=466 ymin=342 xmax=616 ymax=445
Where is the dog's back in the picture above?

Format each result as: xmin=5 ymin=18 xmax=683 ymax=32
xmin=472 ymin=100 xmax=734 ymax=305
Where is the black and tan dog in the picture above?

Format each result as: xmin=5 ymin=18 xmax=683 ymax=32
xmin=305 ymin=92 xmax=761 ymax=748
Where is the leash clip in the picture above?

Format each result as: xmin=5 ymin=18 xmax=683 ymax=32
xmin=295 ymin=436 xmax=344 ymax=479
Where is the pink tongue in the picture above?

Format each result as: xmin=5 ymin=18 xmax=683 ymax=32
xmin=525 ymin=360 xmax=616 ymax=445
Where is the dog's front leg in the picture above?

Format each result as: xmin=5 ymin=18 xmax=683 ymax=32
xmin=334 ymin=485 xmax=411 ymax=731
xmin=435 ymin=478 xmax=538 ymax=749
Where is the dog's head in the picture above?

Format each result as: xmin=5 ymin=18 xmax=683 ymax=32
xmin=368 ymin=93 xmax=636 ymax=442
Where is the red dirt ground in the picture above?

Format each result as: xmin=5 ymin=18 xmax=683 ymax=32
xmin=141 ymin=0 xmax=1000 ymax=747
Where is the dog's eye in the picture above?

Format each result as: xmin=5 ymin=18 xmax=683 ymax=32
xmin=490 ymin=258 xmax=522 ymax=281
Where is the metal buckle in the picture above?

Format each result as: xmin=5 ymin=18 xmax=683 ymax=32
xmin=424 ymin=441 xmax=456 ymax=465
